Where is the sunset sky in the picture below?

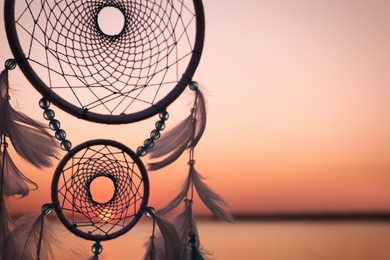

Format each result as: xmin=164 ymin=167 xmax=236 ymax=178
xmin=1 ymin=0 xmax=390 ymax=216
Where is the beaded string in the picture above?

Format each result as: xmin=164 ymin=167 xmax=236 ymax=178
xmin=137 ymin=110 xmax=169 ymax=157
xmin=39 ymin=98 xmax=72 ymax=152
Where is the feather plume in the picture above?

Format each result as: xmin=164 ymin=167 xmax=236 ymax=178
xmin=148 ymin=89 xmax=207 ymax=171
xmin=171 ymin=202 xmax=204 ymax=259
xmin=0 ymin=197 xmax=14 ymax=259
xmin=156 ymin=163 xmax=234 ymax=223
xmin=5 ymin=213 xmax=57 ymax=260
xmin=1 ymin=148 xmax=37 ymax=197
xmin=190 ymin=164 xmax=235 ymax=223
xmin=157 ymin=173 xmax=191 ymax=216
xmin=144 ymin=212 xmax=181 ymax=260
xmin=0 ymin=69 xmax=58 ymax=169
xmin=156 ymin=215 xmax=181 ymax=260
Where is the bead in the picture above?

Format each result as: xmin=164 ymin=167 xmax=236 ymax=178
xmin=41 ymin=203 xmax=53 ymax=215
xmin=155 ymin=120 xmax=165 ymax=131
xmin=60 ymin=140 xmax=72 ymax=151
xmin=4 ymin=59 xmax=17 ymax=70
xmin=189 ymin=81 xmax=199 ymax=91
xmin=188 ymin=229 xmax=196 ymax=238
xmin=39 ymin=98 xmax=51 ymax=109
xmin=144 ymin=138 xmax=154 ymax=149
xmin=137 ymin=146 xmax=147 ymax=157
xmin=91 ymin=242 xmax=103 ymax=255
xmin=43 ymin=109 xmax=55 ymax=120
xmin=145 ymin=207 xmax=155 ymax=218
xmin=49 ymin=119 xmax=61 ymax=131
xmin=159 ymin=111 xmax=169 ymax=121
xmin=188 ymin=237 xmax=197 ymax=247
xmin=150 ymin=130 xmax=160 ymax=140
xmin=55 ymin=129 xmax=67 ymax=140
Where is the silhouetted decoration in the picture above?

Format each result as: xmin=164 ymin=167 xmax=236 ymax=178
xmin=0 ymin=0 xmax=234 ymax=259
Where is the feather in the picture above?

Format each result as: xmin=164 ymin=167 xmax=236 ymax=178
xmin=189 ymin=90 xmax=207 ymax=149
xmin=0 ymin=197 xmax=14 ymax=259
xmin=154 ymin=215 xmax=181 ymax=260
xmin=158 ymin=163 xmax=234 ymax=223
xmin=157 ymin=172 xmax=191 ymax=216
xmin=0 ymin=69 xmax=58 ymax=169
xmin=5 ymin=213 xmax=57 ymax=260
xmin=144 ymin=213 xmax=181 ymax=260
xmin=190 ymin=164 xmax=235 ymax=223
xmin=1 ymin=148 xmax=37 ymax=197
xmin=171 ymin=202 xmax=202 ymax=259
xmin=144 ymin=230 xmax=164 ymax=260
xmin=148 ymin=89 xmax=207 ymax=171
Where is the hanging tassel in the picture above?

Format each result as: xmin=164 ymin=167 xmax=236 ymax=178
xmin=5 ymin=204 xmax=57 ymax=260
xmin=148 ymin=87 xmax=207 ymax=171
xmin=0 ymin=69 xmax=58 ymax=169
xmin=1 ymin=142 xmax=37 ymax=197
xmin=171 ymin=201 xmax=205 ymax=260
xmin=188 ymin=229 xmax=205 ymax=260
xmin=144 ymin=207 xmax=181 ymax=260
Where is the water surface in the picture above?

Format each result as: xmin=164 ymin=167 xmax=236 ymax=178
xmin=51 ymin=220 xmax=390 ymax=259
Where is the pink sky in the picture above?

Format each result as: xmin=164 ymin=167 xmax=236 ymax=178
xmin=1 ymin=0 xmax=390 ymax=216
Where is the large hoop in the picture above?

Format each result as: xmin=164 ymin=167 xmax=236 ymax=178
xmin=4 ymin=0 xmax=205 ymax=124
xmin=51 ymin=139 xmax=149 ymax=241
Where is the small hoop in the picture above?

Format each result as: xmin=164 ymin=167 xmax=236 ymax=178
xmin=51 ymin=139 xmax=149 ymax=241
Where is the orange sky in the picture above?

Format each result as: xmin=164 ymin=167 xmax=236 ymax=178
xmin=1 ymin=0 xmax=390 ymax=216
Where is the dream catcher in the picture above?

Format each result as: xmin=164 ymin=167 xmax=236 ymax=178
xmin=1 ymin=0 xmax=233 ymax=259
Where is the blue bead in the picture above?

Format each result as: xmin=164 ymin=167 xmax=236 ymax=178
xmin=91 ymin=242 xmax=103 ymax=255
xmin=189 ymin=81 xmax=199 ymax=91
xmin=49 ymin=119 xmax=61 ymax=131
xmin=150 ymin=130 xmax=161 ymax=140
xmin=43 ymin=109 xmax=55 ymax=120
xmin=159 ymin=111 xmax=169 ymax=121
xmin=145 ymin=207 xmax=156 ymax=218
xmin=4 ymin=59 xmax=17 ymax=70
xmin=55 ymin=129 xmax=67 ymax=141
xmin=60 ymin=140 xmax=72 ymax=151
xmin=144 ymin=138 xmax=154 ymax=149
xmin=155 ymin=120 xmax=165 ymax=131
xmin=137 ymin=146 xmax=147 ymax=157
xmin=41 ymin=203 xmax=53 ymax=215
xmin=39 ymin=98 xmax=51 ymax=109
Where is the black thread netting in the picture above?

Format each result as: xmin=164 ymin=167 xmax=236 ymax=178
xmin=57 ymin=144 xmax=145 ymax=236
xmin=14 ymin=0 xmax=197 ymax=115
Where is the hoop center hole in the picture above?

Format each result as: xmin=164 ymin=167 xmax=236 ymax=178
xmin=97 ymin=6 xmax=125 ymax=36
xmin=90 ymin=176 xmax=115 ymax=204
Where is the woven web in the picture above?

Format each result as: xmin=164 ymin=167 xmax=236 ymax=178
xmin=14 ymin=0 xmax=198 ymax=116
xmin=56 ymin=143 xmax=145 ymax=239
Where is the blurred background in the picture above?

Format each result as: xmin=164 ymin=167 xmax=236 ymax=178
xmin=1 ymin=0 xmax=390 ymax=259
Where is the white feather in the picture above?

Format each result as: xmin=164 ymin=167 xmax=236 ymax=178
xmin=144 ymin=214 xmax=181 ymax=260
xmin=190 ymin=165 xmax=235 ymax=223
xmin=189 ymin=90 xmax=207 ymax=149
xmin=171 ymin=203 xmax=201 ymax=259
xmin=148 ymin=89 xmax=207 ymax=171
xmin=0 ymin=197 xmax=14 ymax=259
xmin=0 ymin=70 xmax=59 ymax=169
xmin=5 ymin=213 xmax=57 ymax=260
xmin=1 ymin=148 xmax=37 ymax=197
xmin=157 ymin=173 xmax=191 ymax=216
